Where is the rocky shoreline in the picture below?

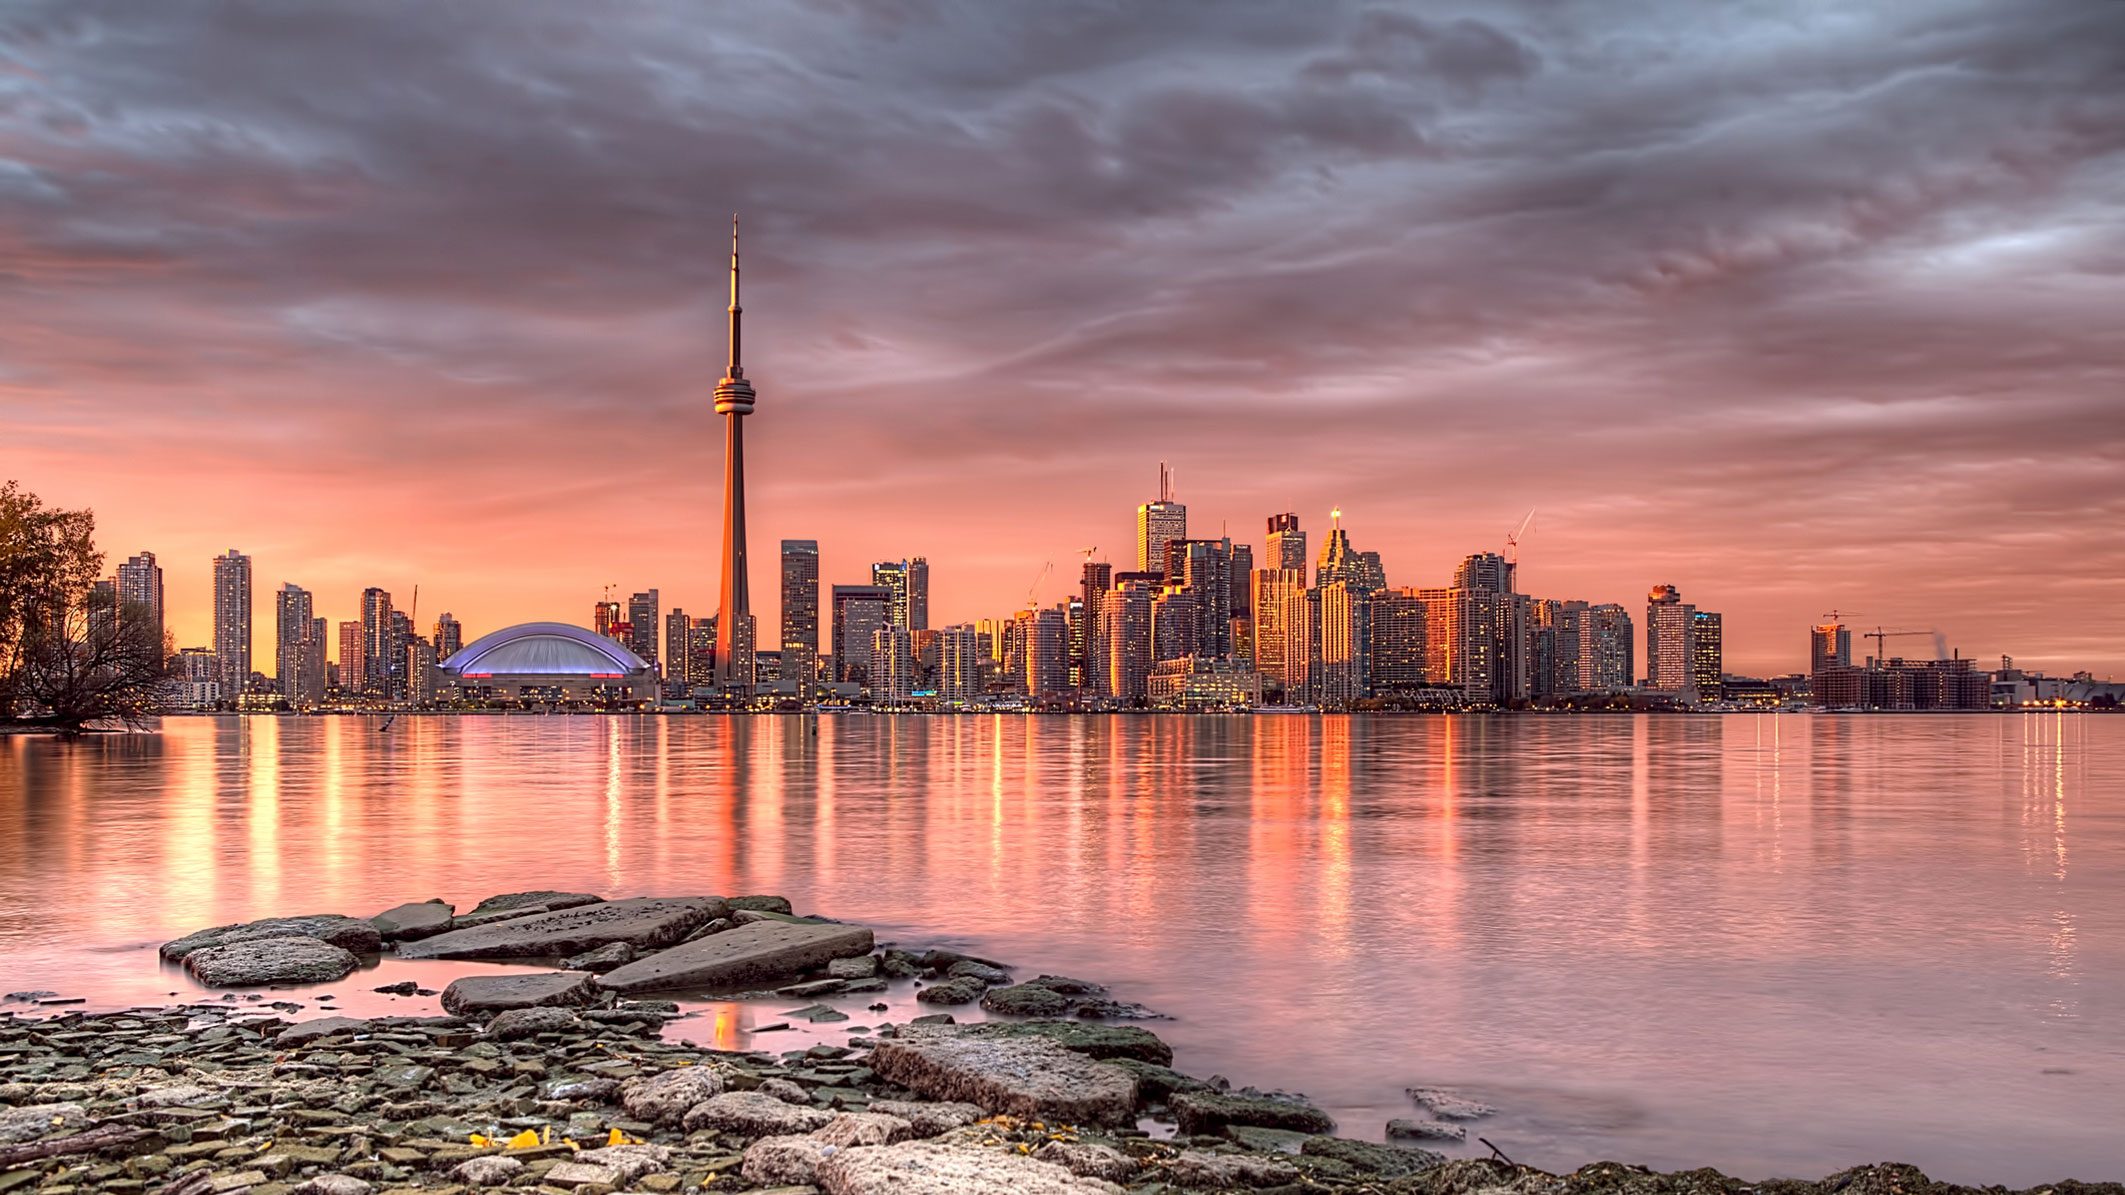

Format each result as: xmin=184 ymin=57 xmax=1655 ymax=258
xmin=2 ymin=891 xmax=2117 ymax=1195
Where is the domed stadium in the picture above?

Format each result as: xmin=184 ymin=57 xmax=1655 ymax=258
xmin=438 ymin=622 xmax=657 ymax=705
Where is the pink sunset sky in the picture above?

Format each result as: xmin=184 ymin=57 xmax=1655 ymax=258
xmin=4 ymin=2 xmax=2121 ymax=677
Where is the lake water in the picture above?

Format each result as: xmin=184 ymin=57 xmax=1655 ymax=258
xmin=2 ymin=713 xmax=2119 ymax=1183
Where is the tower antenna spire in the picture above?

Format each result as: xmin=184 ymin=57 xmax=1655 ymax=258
xmin=727 ymin=213 xmax=743 ymax=377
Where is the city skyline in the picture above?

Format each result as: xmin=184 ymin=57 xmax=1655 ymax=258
xmin=6 ymin=3 xmax=2122 ymax=676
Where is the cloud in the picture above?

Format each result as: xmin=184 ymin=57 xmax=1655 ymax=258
xmin=1 ymin=0 xmax=2120 ymax=673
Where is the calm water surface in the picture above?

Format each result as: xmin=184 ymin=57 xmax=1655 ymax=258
xmin=2 ymin=713 xmax=2119 ymax=1183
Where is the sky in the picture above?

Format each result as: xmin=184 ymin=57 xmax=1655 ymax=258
xmin=2 ymin=0 xmax=2121 ymax=677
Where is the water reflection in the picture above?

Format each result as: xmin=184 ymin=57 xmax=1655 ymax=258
xmin=1 ymin=713 xmax=2121 ymax=1186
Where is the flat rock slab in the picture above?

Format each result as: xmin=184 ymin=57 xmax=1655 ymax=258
xmin=867 ymin=1033 xmax=1137 ymax=1127
xmin=370 ymin=900 xmax=454 ymax=941
xmin=818 ymin=1139 xmax=1125 ymax=1195
xmin=440 ymin=970 xmax=598 ymax=1016
xmin=1173 ymin=1091 xmax=1335 ymax=1136
xmin=183 ymin=936 xmax=359 ymax=987
xmin=947 ymin=1021 xmax=1174 ymax=1066
xmin=275 ymin=1015 xmax=374 ymax=1045
xmin=399 ymin=896 xmax=724 ymax=960
xmin=600 ymin=919 xmax=875 ymax=994
xmin=160 ymin=914 xmax=383 ymax=961
xmin=467 ymin=890 xmax=604 ymax=916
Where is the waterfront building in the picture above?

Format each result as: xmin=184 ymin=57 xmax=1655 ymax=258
xmin=1692 ymin=610 xmax=1724 ymax=699
xmin=627 ymin=590 xmax=660 ymax=670
xmin=1075 ymin=561 xmax=1112 ymax=692
xmin=274 ymin=583 xmax=324 ymax=709
xmin=1147 ymin=656 xmax=1262 ymax=710
xmin=713 ymin=217 xmax=759 ymax=695
xmin=439 ymin=622 xmax=658 ymax=706
xmin=1104 ymin=579 xmax=1155 ymax=702
xmin=1645 ymin=584 xmax=1696 ymax=699
xmin=1026 ymin=607 xmax=1069 ymax=700
xmin=869 ymin=626 xmax=914 ymax=703
xmin=337 ymin=621 xmax=366 ymax=695
xmin=1228 ymin=543 xmax=1254 ymax=661
xmin=388 ymin=611 xmax=413 ymax=701
xmin=1316 ymin=509 xmax=1385 ymax=593
xmin=361 ymin=588 xmax=392 ymax=698
xmin=663 ymin=608 xmax=692 ymax=686
xmin=907 ymin=557 xmax=930 ymax=631
xmin=176 ymin=647 xmax=221 ymax=710
xmin=212 ymin=549 xmax=251 ymax=699
xmin=1163 ymin=538 xmax=1235 ymax=658
xmin=831 ymin=585 xmax=891 ymax=686
xmin=1529 ymin=598 xmax=1591 ymax=700
xmin=938 ymin=624 xmax=981 ymax=706
xmin=406 ymin=638 xmax=437 ymax=706
xmin=1250 ymin=568 xmax=1306 ymax=694
xmin=1266 ymin=513 xmax=1307 ymax=583
xmin=1278 ymin=587 xmax=1321 ymax=704
xmin=1318 ymin=580 xmax=1370 ymax=707
xmin=1586 ymin=603 xmax=1635 ymax=691
xmin=872 ymin=560 xmax=928 ymax=631
xmin=1369 ymin=587 xmax=1427 ymax=695
xmin=1810 ymin=622 xmax=1851 ymax=699
xmin=1818 ymin=655 xmax=1990 ymax=711
xmin=116 ymin=551 xmax=164 ymax=649
xmin=688 ymin=617 xmax=717 ymax=682
xmin=592 ymin=599 xmax=621 ymax=640
xmin=1151 ymin=586 xmax=1200 ymax=663
xmin=779 ymin=539 xmax=820 ymax=690
xmin=1137 ymin=463 xmax=1187 ymax=572
xmin=434 ymin=613 xmax=463 ymax=662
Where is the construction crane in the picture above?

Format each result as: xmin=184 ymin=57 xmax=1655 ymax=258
xmin=1026 ymin=561 xmax=1053 ymax=608
xmin=1504 ymin=509 xmax=1536 ymax=564
xmin=1864 ymin=627 xmax=1943 ymax=663
xmin=1080 ymin=546 xmax=1098 ymax=562
xmin=1820 ymin=609 xmax=1862 ymax=623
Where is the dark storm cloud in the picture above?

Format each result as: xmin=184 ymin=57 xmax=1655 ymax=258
xmin=1 ymin=0 xmax=2121 ymax=670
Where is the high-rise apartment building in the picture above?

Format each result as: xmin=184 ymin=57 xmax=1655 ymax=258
xmin=1104 ymin=579 xmax=1155 ymax=703
xmin=1136 ymin=463 xmax=1187 ymax=572
xmin=1076 ymin=561 xmax=1112 ymax=693
xmin=389 ymin=610 xmax=413 ymax=701
xmin=1150 ymin=587 xmax=1199 ymax=662
xmin=338 ymin=620 xmax=366 ymax=695
xmin=627 ymin=590 xmax=660 ymax=668
xmin=116 ymin=551 xmax=164 ymax=650
xmin=664 ymin=608 xmax=691 ymax=686
xmin=871 ymin=560 xmax=925 ymax=631
xmin=1529 ymin=598 xmax=1590 ymax=700
xmin=433 ymin=613 xmax=463 ymax=661
xmin=831 ymin=585 xmax=891 ymax=685
xmin=1318 ymin=580 xmax=1370 ymax=708
xmin=1227 ymin=543 xmax=1254 ymax=660
xmin=593 ymin=600 xmax=622 ymax=641
xmin=780 ymin=539 xmax=820 ymax=687
xmin=868 ymin=627 xmax=914 ymax=702
xmin=274 ymin=583 xmax=322 ymax=709
xmin=907 ymin=557 xmax=929 ymax=632
xmin=1645 ymin=584 xmax=1696 ymax=698
xmin=1587 ymin=603 xmax=1635 ymax=691
xmin=688 ymin=617 xmax=717 ymax=682
xmin=938 ymin=625 xmax=981 ymax=707
xmin=1369 ymin=588 xmax=1426 ymax=694
xmin=212 ymin=549 xmax=251 ymax=698
xmin=1025 ymin=607 xmax=1069 ymax=699
xmin=1250 ymin=568 xmax=1307 ymax=694
xmin=1266 ymin=513 xmax=1307 ymax=583
xmin=1162 ymin=538 xmax=1235 ymax=657
xmin=1691 ymin=610 xmax=1723 ymax=699
xmin=1279 ymin=588 xmax=1321 ymax=704
xmin=361 ymin=588 xmax=393 ymax=698
xmin=1809 ymin=622 xmax=1851 ymax=700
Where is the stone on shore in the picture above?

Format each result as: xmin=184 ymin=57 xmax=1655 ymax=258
xmin=620 ymin=1065 xmax=726 ymax=1126
xmin=743 ymin=1134 xmax=833 ymax=1185
xmin=160 ymin=913 xmax=383 ymax=961
xmin=729 ymin=894 xmax=795 ymax=914
xmin=916 ymin=976 xmax=986 ymax=1006
xmin=1387 ymin=1117 xmax=1466 ymax=1142
xmin=1036 ymin=1140 xmax=1139 ymax=1182
xmin=466 ymin=889 xmax=603 ymax=916
xmin=564 ymin=941 xmax=637 ymax=972
xmin=439 ymin=970 xmax=598 ymax=1016
xmin=947 ymin=959 xmax=1011 ymax=984
xmin=813 ymin=1110 xmax=914 ymax=1148
xmin=274 ymin=1014 xmax=374 ymax=1045
xmin=951 ymin=1020 xmax=1175 ymax=1065
xmin=868 ymin=1032 xmax=1138 ymax=1126
xmin=1301 ymin=1135 xmax=1445 ymax=1176
xmin=1407 ymin=1086 xmax=1496 ymax=1120
xmin=980 ymin=982 xmax=1074 ymax=1017
xmin=183 ymin=935 xmax=359 ymax=987
xmin=1164 ymin=1148 xmax=1300 ymax=1188
xmin=368 ymin=899 xmax=454 ymax=941
xmin=598 ymin=917 xmax=874 ymax=994
xmin=485 ymin=1005 xmax=582 ymax=1040
xmin=1172 ymin=1091 xmax=1336 ymax=1136
xmin=452 ymin=1155 xmax=524 ymax=1186
xmin=829 ymin=954 xmax=881 ymax=979
xmin=577 ymin=1143 xmax=671 ymax=1182
xmin=864 ymin=1099 xmax=985 ymax=1137
xmin=682 ymin=1090 xmax=836 ymax=1136
xmin=0 ymin=1102 xmax=87 ymax=1144
xmin=398 ymin=896 xmax=724 ymax=960
xmin=817 ymin=1139 xmax=1126 ymax=1195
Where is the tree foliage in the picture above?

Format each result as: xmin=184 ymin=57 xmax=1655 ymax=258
xmin=0 ymin=480 xmax=168 ymax=729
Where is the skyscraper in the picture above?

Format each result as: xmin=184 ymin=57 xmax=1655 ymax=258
xmin=1163 ymin=538 xmax=1235 ymax=657
xmin=1645 ymin=584 xmax=1696 ymax=698
xmin=938 ymin=625 xmax=981 ymax=707
xmin=338 ymin=620 xmax=366 ymax=695
xmin=212 ymin=549 xmax=251 ymax=698
xmin=1025 ymin=607 xmax=1069 ymax=699
xmin=1076 ymin=560 xmax=1112 ymax=693
xmin=664 ymin=608 xmax=692 ymax=687
xmin=593 ymin=599 xmax=622 ymax=640
xmin=274 ymin=583 xmax=317 ymax=708
xmin=780 ymin=540 xmax=820 ymax=666
xmin=872 ymin=560 xmax=916 ymax=630
xmin=1691 ymin=610 xmax=1724 ymax=699
xmin=361 ymin=588 xmax=393 ymax=698
xmin=1318 ymin=580 xmax=1370 ymax=708
xmin=1266 ymin=513 xmax=1307 ymax=582
xmin=434 ymin=613 xmax=463 ymax=661
xmin=627 ymin=590 xmax=660 ymax=668
xmin=116 ymin=551 xmax=164 ymax=651
xmin=389 ymin=610 xmax=413 ymax=701
xmin=1810 ymin=622 xmax=1851 ymax=699
xmin=869 ymin=627 xmax=914 ymax=702
xmin=1103 ymin=580 xmax=1155 ymax=703
xmin=831 ymin=585 xmax=891 ymax=685
xmin=907 ymin=557 xmax=930 ymax=632
xmin=1136 ymin=462 xmax=1187 ymax=572
xmin=1150 ymin=588 xmax=1199 ymax=662
xmin=1587 ymin=603 xmax=1634 ymax=691
xmin=713 ymin=217 xmax=758 ymax=694
xmin=1369 ymin=588 xmax=1426 ymax=695
xmin=1250 ymin=568 xmax=1306 ymax=693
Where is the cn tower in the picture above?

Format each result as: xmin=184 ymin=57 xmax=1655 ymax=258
xmin=712 ymin=215 xmax=756 ymax=692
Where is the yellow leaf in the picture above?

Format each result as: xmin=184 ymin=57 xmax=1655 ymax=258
xmin=468 ymin=1133 xmax=491 ymax=1148
xmin=504 ymin=1129 xmax=541 ymax=1150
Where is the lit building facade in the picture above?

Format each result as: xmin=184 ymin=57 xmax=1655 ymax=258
xmin=116 ymin=551 xmax=164 ymax=651
xmin=1136 ymin=463 xmax=1187 ymax=573
xmin=831 ymin=585 xmax=891 ymax=686
xmin=1691 ymin=610 xmax=1723 ymax=699
xmin=627 ymin=590 xmax=660 ymax=671
xmin=212 ymin=549 xmax=251 ymax=698
xmin=1645 ymin=584 xmax=1696 ymax=699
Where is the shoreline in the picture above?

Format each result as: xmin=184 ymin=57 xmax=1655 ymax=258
xmin=1 ymin=894 xmax=2117 ymax=1194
